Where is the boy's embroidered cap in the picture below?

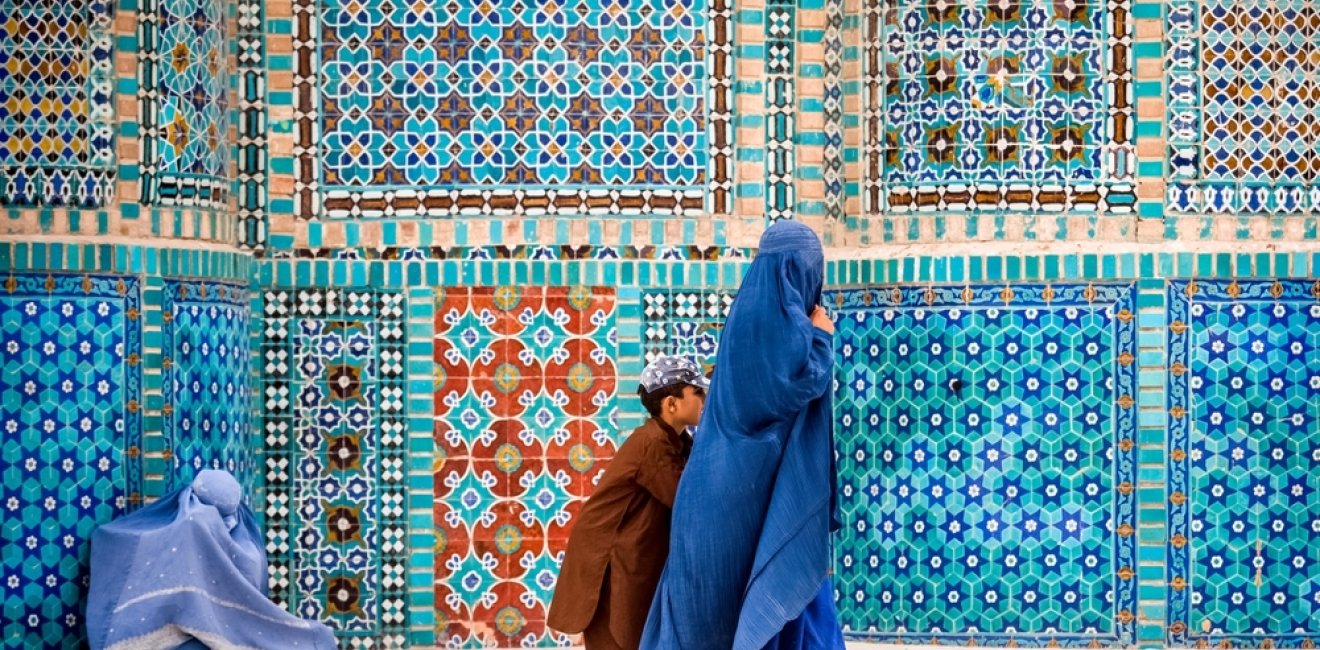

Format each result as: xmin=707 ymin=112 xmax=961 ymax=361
xmin=640 ymin=355 xmax=711 ymax=393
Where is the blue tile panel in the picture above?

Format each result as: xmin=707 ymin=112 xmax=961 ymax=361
xmin=1166 ymin=0 xmax=1320 ymax=215
xmin=1166 ymin=280 xmax=1320 ymax=646
xmin=161 ymin=279 xmax=253 ymax=493
xmin=238 ymin=0 xmax=270 ymax=250
xmin=861 ymin=0 xmax=1136 ymax=215
xmin=138 ymin=0 xmax=231 ymax=207
xmin=829 ymin=283 xmax=1138 ymax=646
xmin=766 ymin=0 xmax=795 ymax=222
xmin=1 ymin=273 xmax=142 ymax=648
xmin=299 ymin=0 xmax=733 ymax=219
xmin=0 ymin=1 xmax=116 ymax=207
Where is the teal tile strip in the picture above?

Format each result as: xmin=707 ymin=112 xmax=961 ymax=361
xmin=405 ymin=286 xmax=437 ymax=646
xmin=0 ymin=242 xmax=253 ymax=282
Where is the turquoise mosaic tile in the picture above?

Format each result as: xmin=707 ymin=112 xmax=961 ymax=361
xmin=238 ymin=0 xmax=270 ymax=250
xmin=138 ymin=0 xmax=230 ymax=207
xmin=0 ymin=242 xmax=253 ymax=282
xmin=1167 ymin=0 xmax=1320 ymax=214
xmin=1166 ymin=279 xmax=1320 ymax=646
xmin=296 ymin=0 xmax=732 ymax=219
xmin=861 ymin=0 xmax=1136 ymax=215
xmin=830 ymin=283 xmax=1138 ymax=646
xmin=766 ymin=0 xmax=795 ymax=221
xmin=1 ymin=273 xmax=142 ymax=648
xmin=161 ymin=279 xmax=253 ymax=493
xmin=258 ymin=288 xmax=410 ymax=649
xmin=822 ymin=0 xmax=845 ymax=222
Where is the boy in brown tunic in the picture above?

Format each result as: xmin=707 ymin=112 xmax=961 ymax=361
xmin=547 ymin=355 xmax=710 ymax=650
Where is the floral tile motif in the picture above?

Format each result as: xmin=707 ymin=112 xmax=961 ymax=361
xmin=1167 ymin=1 xmax=1320 ymax=214
xmin=161 ymin=280 xmax=253 ymax=492
xmin=0 ymin=273 xmax=141 ymax=648
xmin=0 ymin=2 xmax=115 ymax=207
xmin=828 ymin=284 xmax=1138 ymax=646
xmin=1166 ymin=280 xmax=1320 ymax=647
xmin=296 ymin=0 xmax=732 ymax=219
xmin=138 ymin=0 xmax=230 ymax=207
xmin=862 ymin=0 xmax=1135 ymax=214
xmin=433 ymin=286 xmax=616 ymax=647
xmin=259 ymin=289 xmax=409 ymax=649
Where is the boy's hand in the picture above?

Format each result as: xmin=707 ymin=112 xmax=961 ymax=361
xmin=810 ymin=306 xmax=834 ymax=334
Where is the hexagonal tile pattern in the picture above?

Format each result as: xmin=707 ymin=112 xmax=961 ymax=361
xmin=828 ymin=284 xmax=1137 ymax=646
xmin=162 ymin=280 xmax=252 ymax=492
xmin=1 ymin=273 xmax=141 ymax=648
xmin=1167 ymin=280 xmax=1320 ymax=647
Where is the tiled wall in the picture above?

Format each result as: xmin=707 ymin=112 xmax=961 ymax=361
xmin=242 ymin=251 xmax=1317 ymax=650
xmin=1165 ymin=280 xmax=1320 ymax=647
xmin=0 ymin=274 xmax=141 ymax=648
xmin=431 ymin=287 xmax=618 ymax=645
xmin=0 ymin=246 xmax=253 ymax=648
xmin=138 ymin=0 xmax=231 ymax=207
xmin=0 ymin=1 xmax=116 ymax=207
xmin=2 ymin=246 xmax=1318 ymax=650
xmin=258 ymin=288 xmax=415 ymax=648
xmin=832 ymin=283 xmax=1140 ymax=645
xmin=159 ymin=278 xmax=253 ymax=491
xmin=1 ymin=1 xmax=1319 ymax=650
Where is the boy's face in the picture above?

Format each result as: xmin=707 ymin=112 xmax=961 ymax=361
xmin=664 ymin=385 xmax=706 ymax=430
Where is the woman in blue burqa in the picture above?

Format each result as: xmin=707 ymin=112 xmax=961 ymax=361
xmin=641 ymin=220 xmax=845 ymax=650
xmin=86 ymin=469 xmax=335 ymax=649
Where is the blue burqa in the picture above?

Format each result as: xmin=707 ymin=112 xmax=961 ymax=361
xmin=86 ymin=469 xmax=336 ymax=650
xmin=641 ymin=221 xmax=845 ymax=650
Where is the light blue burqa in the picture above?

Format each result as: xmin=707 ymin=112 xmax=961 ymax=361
xmin=641 ymin=221 xmax=845 ymax=650
xmin=86 ymin=469 xmax=335 ymax=650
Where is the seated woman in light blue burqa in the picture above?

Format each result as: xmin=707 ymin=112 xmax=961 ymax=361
xmin=86 ymin=469 xmax=335 ymax=650
xmin=641 ymin=220 xmax=845 ymax=650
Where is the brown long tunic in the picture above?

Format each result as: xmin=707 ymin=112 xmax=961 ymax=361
xmin=547 ymin=418 xmax=691 ymax=649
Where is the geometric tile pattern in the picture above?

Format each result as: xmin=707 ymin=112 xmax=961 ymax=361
xmin=641 ymin=288 xmax=733 ymax=372
xmin=161 ymin=280 xmax=252 ymax=493
xmin=284 ymin=244 xmax=754 ymax=262
xmin=432 ymin=286 xmax=617 ymax=646
xmin=297 ymin=0 xmax=732 ymax=219
xmin=0 ymin=1 xmax=116 ymax=207
xmin=238 ymin=0 xmax=269 ymax=250
xmin=1166 ymin=1 xmax=1320 ymax=214
xmin=766 ymin=0 xmax=795 ymax=222
xmin=1 ymin=273 xmax=141 ymax=648
xmin=1165 ymin=279 xmax=1320 ymax=646
xmin=829 ymin=284 xmax=1138 ymax=646
xmin=862 ymin=1 xmax=1136 ymax=214
xmin=821 ymin=0 xmax=846 ymax=222
xmin=137 ymin=0 xmax=230 ymax=207
xmin=259 ymin=289 xmax=408 ymax=649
